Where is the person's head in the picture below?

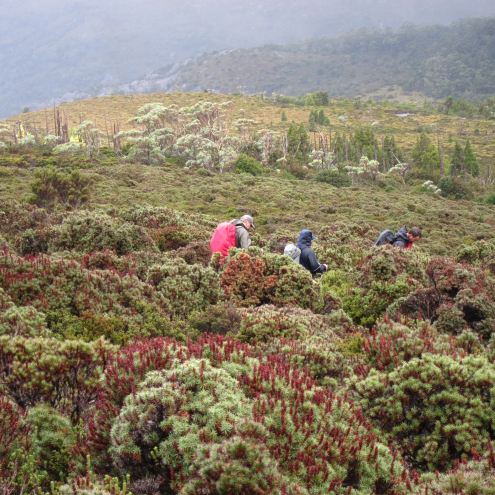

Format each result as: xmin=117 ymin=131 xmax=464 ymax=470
xmin=407 ymin=226 xmax=422 ymax=243
xmin=240 ymin=214 xmax=255 ymax=230
xmin=297 ymin=229 xmax=316 ymax=245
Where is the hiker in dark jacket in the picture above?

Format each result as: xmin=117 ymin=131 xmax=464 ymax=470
xmin=392 ymin=226 xmax=422 ymax=249
xmin=297 ymin=229 xmax=328 ymax=276
xmin=232 ymin=214 xmax=255 ymax=248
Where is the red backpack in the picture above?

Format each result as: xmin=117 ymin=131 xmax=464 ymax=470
xmin=210 ymin=222 xmax=237 ymax=257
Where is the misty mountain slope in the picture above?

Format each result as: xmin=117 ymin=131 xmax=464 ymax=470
xmin=2 ymin=0 xmax=495 ymax=117
xmin=158 ymin=17 xmax=495 ymax=100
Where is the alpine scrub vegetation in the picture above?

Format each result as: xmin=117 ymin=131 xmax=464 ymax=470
xmin=89 ymin=337 xmax=413 ymax=495
xmin=220 ymin=248 xmax=318 ymax=309
xmin=352 ymin=353 xmax=495 ymax=471
xmin=0 ymin=92 xmax=494 ymax=494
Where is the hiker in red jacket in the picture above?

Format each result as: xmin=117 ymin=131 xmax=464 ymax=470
xmin=210 ymin=214 xmax=255 ymax=258
xmin=392 ymin=226 xmax=422 ymax=249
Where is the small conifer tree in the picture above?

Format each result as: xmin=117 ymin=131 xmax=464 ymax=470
xmin=464 ymin=140 xmax=479 ymax=177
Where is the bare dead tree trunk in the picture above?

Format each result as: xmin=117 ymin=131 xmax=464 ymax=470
xmin=12 ymin=124 xmax=18 ymax=144
xmin=31 ymin=122 xmax=39 ymax=140
xmin=381 ymin=136 xmax=386 ymax=172
xmin=104 ymin=115 xmax=110 ymax=147
xmin=113 ymin=122 xmax=121 ymax=153
xmin=61 ymin=112 xmax=69 ymax=143
xmin=437 ymin=133 xmax=444 ymax=177
xmin=44 ymin=110 xmax=49 ymax=135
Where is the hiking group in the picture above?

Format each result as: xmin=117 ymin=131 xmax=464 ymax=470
xmin=210 ymin=215 xmax=422 ymax=276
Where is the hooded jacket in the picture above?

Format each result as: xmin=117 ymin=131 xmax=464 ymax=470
xmin=392 ymin=227 xmax=413 ymax=249
xmin=297 ymin=229 xmax=327 ymax=275
xmin=232 ymin=220 xmax=252 ymax=249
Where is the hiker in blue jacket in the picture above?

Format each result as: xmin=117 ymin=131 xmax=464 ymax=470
xmin=297 ymin=229 xmax=328 ymax=276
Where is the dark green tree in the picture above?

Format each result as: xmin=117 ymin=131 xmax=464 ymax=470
xmin=443 ymin=96 xmax=454 ymax=114
xmin=309 ymin=110 xmax=330 ymax=131
xmin=333 ymin=133 xmax=347 ymax=163
xmin=449 ymin=141 xmax=465 ymax=176
xmin=411 ymin=132 xmax=440 ymax=178
xmin=351 ymin=127 xmax=378 ymax=162
xmin=287 ymin=122 xmax=310 ymax=162
xmin=464 ymin=140 xmax=479 ymax=177
xmin=304 ymin=91 xmax=329 ymax=106
xmin=381 ymin=135 xmax=403 ymax=171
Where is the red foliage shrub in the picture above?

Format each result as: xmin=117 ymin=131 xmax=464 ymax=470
xmin=221 ymin=252 xmax=277 ymax=306
xmin=392 ymin=257 xmax=495 ymax=340
xmin=0 ymin=395 xmax=31 ymax=495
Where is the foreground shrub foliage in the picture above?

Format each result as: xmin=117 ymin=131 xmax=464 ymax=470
xmin=220 ymin=248 xmax=318 ymax=310
xmin=83 ymin=336 xmax=412 ymax=495
xmin=0 ymin=143 xmax=494 ymax=493
xmin=415 ymin=453 xmax=495 ymax=495
xmin=353 ymin=353 xmax=495 ymax=471
xmin=0 ymin=336 xmax=113 ymax=420
xmin=322 ymin=244 xmax=428 ymax=326
xmin=391 ymin=257 xmax=495 ymax=340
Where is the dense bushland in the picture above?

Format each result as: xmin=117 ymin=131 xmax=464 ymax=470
xmin=0 ymin=93 xmax=494 ymax=494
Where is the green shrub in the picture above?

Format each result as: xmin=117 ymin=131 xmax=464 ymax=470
xmin=322 ymin=246 xmax=428 ymax=326
xmin=49 ymin=472 xmax=131 ymax=495
xmin=0 ymin=201 xmax=50 ymax=241
xmin=48 ymin=210 xmax=155 ymax=255
xmin=122 ymin=205 xmax=215 ymax=250
xmin=0 ymin=250 xmax=167 ymax=333
xmin=99 ymin=337 xmax=410 ymax=495
xmin=0 ymin=395 xmax=41 ymax=495
xmin=353 ymin=353 xmax=495 ymax=470
xmin=181 ymin=431 xmax=301 ymax=495
xmin=188 ymin=302 xmax=242 ymax=335
xmin=110 ymin=359 xmax=251 ymax=493
xmin=313 ymin=221 xmax=374 ymax=272
xmin=392 ymin=257 xmax=495 ymax=341
xmin=25 ymin=405 xmax=76 ymax=488
xmin=416 ymin=456 xmax=495 ymax=495
xmin=0 ymin=304 xmax=49 ymax=337
xmin=238 ymin=305 xmax=356 ymax=386
xmin=457 ymin=239 xmax=495 ymax=272
xmin=361 ymin=320 xmax=462 ymax=372
xmin=0 ymin=336 xmax=114 ymax=421
xmin=234 ymin=154 xmax=266 ymax=176
xmin=314 ymin=169 xmax=351 ymax=187
xmin=147 ymin=259 xmax=221 ymax=320
xmin=173 ymin=241 xmax=212 ymax=266
xmin=485 ymin=193 xmax=495 ymax=205
xmin=237 ymin=305 xmax=317 ymax=344
xmin=30 ymin=167 xmax=93 ymax=208
xmin=220 ymin=249 xmax=318 ymax=310
xmin=15 ymin=227 xmax=49 ymax=255
xmin=438 ymin=176 xmax=474 ymax=200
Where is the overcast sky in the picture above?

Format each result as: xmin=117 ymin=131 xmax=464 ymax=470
xmin=1 ymin=0 xmax=495 ymax=116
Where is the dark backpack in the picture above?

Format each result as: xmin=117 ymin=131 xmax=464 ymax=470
xmin=375 ymin=229 xmax=395 ymax=246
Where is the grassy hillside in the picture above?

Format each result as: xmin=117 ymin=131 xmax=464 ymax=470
xmin=6 ymin=92 xmax=495 ymax=170
xmin=159 ymin=17 xmax=495 ymax=101
xmin=1 ymin=160 xmax=494 ymax=254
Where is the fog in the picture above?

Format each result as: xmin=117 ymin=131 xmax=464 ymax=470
xmin=1 ymin=0 xmax=495 ymax=117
